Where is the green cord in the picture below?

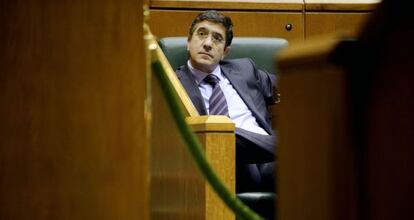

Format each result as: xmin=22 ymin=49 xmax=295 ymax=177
xmin=152 ymin=61 xmax=264 ymax=220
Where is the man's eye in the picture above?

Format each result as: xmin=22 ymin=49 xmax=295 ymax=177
xmin=198 ymin=31 xmax=207 ymax=36
xmin=213 ymin=35 xmax=223 ymax=43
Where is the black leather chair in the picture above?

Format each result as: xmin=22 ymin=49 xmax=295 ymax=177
xmin=158 ymin=37 xmax=288 ymax=220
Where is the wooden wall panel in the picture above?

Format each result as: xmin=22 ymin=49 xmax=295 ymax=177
xmin=304 ymin=0 xmax=380 ymax=11
xmin=305 ymin=12 xmax=372 ymax=39
xmin=149 ymin=10 xmax=304 ymax=44
xmin=0 ymin=1 xmax=148 ymax=220
xmin=150 ymin=0 xmax=304 ymax=10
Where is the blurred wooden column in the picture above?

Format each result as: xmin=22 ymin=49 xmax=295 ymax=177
xmin=276 ymin=39 xmax=357 ymax=220
xmin=276 ymin=0 xmax=414 ymax=219
xmin=0 ymin=1 xmax=148 ymax=220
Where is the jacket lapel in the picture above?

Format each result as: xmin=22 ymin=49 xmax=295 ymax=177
xmin=221 ymin=63 xmax=273 ymax=134
xmin=176 ymin=65 xmax=207 ymax=115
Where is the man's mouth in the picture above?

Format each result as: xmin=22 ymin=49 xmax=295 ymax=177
xmin=199 ymin=52 xmax=213 ymax=58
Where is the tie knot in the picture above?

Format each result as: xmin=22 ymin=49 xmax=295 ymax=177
xmin=203 ymin=74 xmax=220 ymax=87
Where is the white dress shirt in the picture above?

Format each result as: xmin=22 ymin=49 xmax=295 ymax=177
xmin=187 ymin=61 xmax=269 ymax=135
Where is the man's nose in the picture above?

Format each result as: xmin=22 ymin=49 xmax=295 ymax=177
xmin=202 ymin=36 xmax=213 ymax=50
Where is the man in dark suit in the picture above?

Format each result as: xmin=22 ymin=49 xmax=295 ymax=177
xmin=175 ymin=10 xmax=277 ymax=193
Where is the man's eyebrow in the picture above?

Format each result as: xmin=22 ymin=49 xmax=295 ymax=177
xmin=213 ymin=32 xmax=224 ymax=38
xmin=196 ymin=27 xmax=208 ymax=31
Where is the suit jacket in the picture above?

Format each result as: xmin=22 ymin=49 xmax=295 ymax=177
xmin=176 ymin=58 xmax=275 ymax=133
xmin=176 ymin=58 xmax=277 ymax=192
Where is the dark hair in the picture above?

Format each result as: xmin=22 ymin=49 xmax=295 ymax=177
xmin=188 ymin=10 xmax=233 ymax=47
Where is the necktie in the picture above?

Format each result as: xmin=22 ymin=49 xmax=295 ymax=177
xmin=204 ymin=74 xmax=229 ymax=116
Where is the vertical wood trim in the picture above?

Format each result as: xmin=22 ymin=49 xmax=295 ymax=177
xmin=187 ymin=116 xmax=236 ymax=220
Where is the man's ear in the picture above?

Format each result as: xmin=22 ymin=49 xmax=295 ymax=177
xmin=222 ymin=46 xmax=231 ymax=60
xmin=187 ymin=36 xmax=192 ymax=51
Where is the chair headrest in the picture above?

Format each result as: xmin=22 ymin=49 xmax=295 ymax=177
xmin=159 ymin=37 xmax=289 ymax=74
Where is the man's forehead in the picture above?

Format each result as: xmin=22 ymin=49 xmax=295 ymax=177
xmin=194 ymin=21 xmax=226 ymax=35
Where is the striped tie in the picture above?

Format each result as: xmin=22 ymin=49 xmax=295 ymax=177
xmin=204 ymin=74 xmax=229 ymax=116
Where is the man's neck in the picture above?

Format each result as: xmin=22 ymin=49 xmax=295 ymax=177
xmin=187 ymin=60 xmax=222 ymax=84
xmin=189 ymin=60 xmax=218 ymax=74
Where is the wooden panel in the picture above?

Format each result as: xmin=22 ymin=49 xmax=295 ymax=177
xmin=150 ymin=76 xmax=204 ymax=220
xmin=148 ymin=32 xmax=202 ymax=219
xmin=0 ymin=1 xmax=147 ymax=220
xmin=304 ymin=0 xmax=380 ymax=11
xmin=150 ymin=63 xmax=236 ymax=220
xmin=203 ymin=131 xmax=235 ymax=220
xmin=276 ymin=39 xmax=357 ymax=220
xmin=188 ymin=116 xmax=235 ymax=220
xmin=305 ymin=12 xmax=372 ymax=39
xmin=150 ymin=0 xmax=304 ymax=11
xmin=149 ymin=10 xmax=304 ymax=43
xmin=346 ymin=1 xmax=414 ymax=218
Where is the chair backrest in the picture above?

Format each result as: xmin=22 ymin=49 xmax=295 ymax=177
xmin=158 ymin=37 xmax=289 ymax=74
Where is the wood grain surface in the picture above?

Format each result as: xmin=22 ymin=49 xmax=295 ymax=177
xmin=0 ymin=1 xmax=148 ymax=220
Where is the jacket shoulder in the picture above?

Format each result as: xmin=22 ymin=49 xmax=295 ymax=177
xmin=220 ymin=58 xmax=255 ymax=72
xmin=221 ymin=58 xmax=253 ymax=66
xmin=175 ymin=64 xmax=188 ymax=78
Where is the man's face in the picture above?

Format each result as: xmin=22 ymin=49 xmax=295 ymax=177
xmin=187 ymin=20 xmax=230 ymax=73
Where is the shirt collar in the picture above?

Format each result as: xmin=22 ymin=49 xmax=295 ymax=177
xmin=187 ymin=60 xmax=223 ymax=85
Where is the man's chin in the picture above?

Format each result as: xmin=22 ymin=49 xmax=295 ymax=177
xmin=197 ymin=56 xmax=213 ymax=63
xmin=193 ymin=62 xmax=217 ymax=73
xmin=195 ymin=58 xmax=215 ymax=66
